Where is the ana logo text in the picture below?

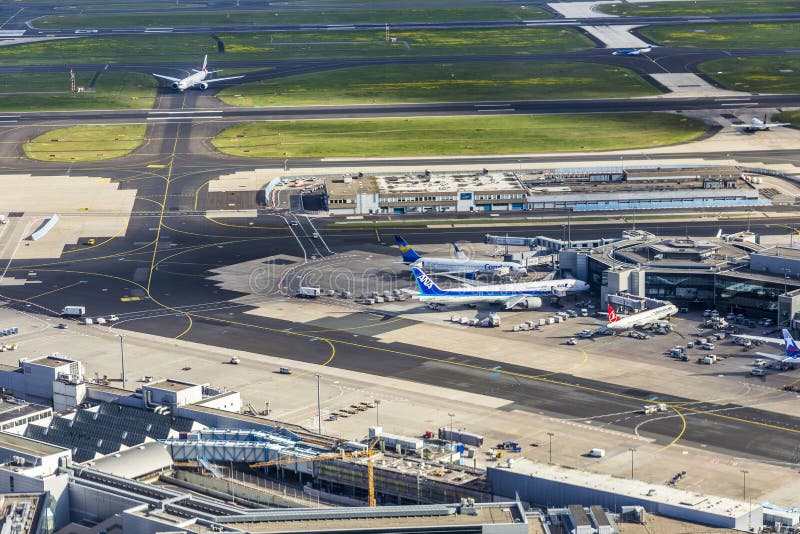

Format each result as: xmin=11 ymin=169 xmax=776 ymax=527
xmin=416 ymin=271 xmax=435 ymax=289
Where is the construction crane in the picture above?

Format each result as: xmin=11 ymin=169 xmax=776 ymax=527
xmin=367 ymin=436 xmax=380 ymax=507
xmin=249 ymin=449 xmax=350 ymax=469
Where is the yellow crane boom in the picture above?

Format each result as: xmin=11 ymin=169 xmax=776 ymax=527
xmin=248 ymin=437 xmax=382 ymax=506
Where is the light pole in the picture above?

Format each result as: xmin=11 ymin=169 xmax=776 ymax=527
xmin=316 ymin=374 xmax=322 ymax=434
xmin=784 ymin=268 xmax=791 ymax=295
xmin=375 ymin=399 xmax=381 ymax=426
xmin=546 ymin=432 xmax=554 ymax=464
xmin=746 ymin=209 xmax=753 ymax=233
xmin=741 ymin=469 xmax=748 ymax=502
xmin=119 ymin=335 xmax=126 ymax=389
xmin=448 ymin=412 xmax=456 ymax=463
xmin=629 ymin=448 xmax=636 ymax=479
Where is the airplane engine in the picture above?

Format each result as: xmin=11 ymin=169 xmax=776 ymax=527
xmin=519 ymin=297 xmax=542 ymax=309
xmin=171 ymin=82 xmax=180 ymax=90
xmin=199 ymin=82 xmax=209 ymax=90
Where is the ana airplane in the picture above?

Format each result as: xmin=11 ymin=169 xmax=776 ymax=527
xmin=734 ymin=115 xmax=791 ymax=132
xmin=396 ymin=235 xmax=526 ymax=277
xmin=735 ymin=328 xmax=800 ymax=366
xmin=605 ymin=303 xmax=678 ymax=331
xmin=153 ymin=55 xmax=243 ymax=91
xmin=612 ymin=47 xmax=652 ymax=56
xmin=408 ymin=266 xmax=589 ymax=309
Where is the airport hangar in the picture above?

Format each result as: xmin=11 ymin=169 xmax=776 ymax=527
xmin=319 ymin=165 xmax=769 ymax=215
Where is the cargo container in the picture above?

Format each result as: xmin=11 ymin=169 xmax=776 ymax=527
xmin=438 ymin=427 xmax=484 ymax=447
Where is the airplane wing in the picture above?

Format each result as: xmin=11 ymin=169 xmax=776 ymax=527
xmin=732 ymin=124 xmax=754 ymax=128
xmin=540 ymin=271 xmax=557 ymax=281
xmin=201 ymin=75 xmax=245 ymax=85
xmin=152 ymin=73 xmax=182 ymax=83
xmin=734 ymin=334 xmax=785 ymax=346
xmin=755 ymin=351 xmax=787 ymax=362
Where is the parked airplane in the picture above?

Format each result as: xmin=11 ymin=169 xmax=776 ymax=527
xmin=612 ymin=47 xmax=652 ymax=56
xmin=735 ymin=328 xmax=800 ymax=366
xmin=605 ymin=303 xmax=678 ymax=331
xmin=734 ymin=115 xmax=790 ymax=132
xmin=408 ymin=266 xmax=588 ymax=309
xmin=396 ymin=235 xmax=526 ymax=276
xmin=153 ymin=55 xmax=243 ymax=91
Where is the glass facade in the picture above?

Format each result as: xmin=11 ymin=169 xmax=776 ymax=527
xmin=643 ymin=271 xmax=795 ymax=318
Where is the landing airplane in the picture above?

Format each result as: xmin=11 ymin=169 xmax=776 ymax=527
xmin=408 ymin=266 xmax=588 ymax=309
xmin=734 ymin=328 xmax=800 ymax=366
xmin=605 ymin=303 xmax=678 ymax=331
xmin=612 ymin=47 xmax=652 ymax=56
xmin=734 ymin=115 xmax=790 ymax=132
xmin=396 ymin=235 xmax=526 ymax=277
xmin=152 ymin=55 xmax=244 ymax=91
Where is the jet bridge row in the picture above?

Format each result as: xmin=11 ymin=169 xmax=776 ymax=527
xmin=160 ymin=428 xmax=334 ymax=474
xmin=485 ymin=234 xmax=621 ymax=252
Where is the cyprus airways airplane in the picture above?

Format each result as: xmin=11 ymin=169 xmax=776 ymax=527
xmin=396 ymin=235 xmax=526 ymax=276
xmin=153 ymin=55 xmax=243 ymax=91
xmin=408 ymin=266 xmax=588 ymax=309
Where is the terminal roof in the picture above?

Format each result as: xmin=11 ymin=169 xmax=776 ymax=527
xmin=504 ymin=459 xmax=749 ymax=518
xmin=0 ymin=432 xmax=67 ymax=458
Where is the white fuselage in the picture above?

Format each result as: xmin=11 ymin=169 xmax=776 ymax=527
xmin=175 ymin=70 xmax=208 ymax=91
xmin=414 ymin=257 xmax=525 ymax=275
xmin=606 ymin=304 xmax=678 ymax=330
xmin=414 ymin=279 xmax=588 ymax=305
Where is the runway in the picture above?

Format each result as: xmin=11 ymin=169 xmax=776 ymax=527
xmin=9 ymin=13 xmax=800 ymax=37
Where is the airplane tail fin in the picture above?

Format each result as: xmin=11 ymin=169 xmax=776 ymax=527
xmin=782 ymin=329 xmax=800 ymax=356
xmin=395 ymin=235 xmax=422 ymax=263
xmin=202 ymin=54 xmax=208 ymax=73
xmin=410 ymin=266 xmax=445 ymax=295
xmin=453 ymin=242 xmax=468 ymax=260
xmin=607 ymin=305 xmax=620 ymax=323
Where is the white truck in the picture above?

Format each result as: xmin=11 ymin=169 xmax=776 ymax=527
xmin=643 ymin=403 xmax=668 ymax=415
xmin=296 ymin=286 xmax=321 ymax=298
xmin=60 ymin=306 xmax=85 ymax=317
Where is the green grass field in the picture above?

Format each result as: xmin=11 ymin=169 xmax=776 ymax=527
xmin=217 ymin=62 xmax=659 ymax=106
xmin=640 ymin=23 xmax=800 ymax=49
xmin=698 ymin=56 xmax=800 ymax=93
xmin=212 ymin=114 xmax=708 ymax=158
xmin=598 ymin=1 xmax=800 ymax=16
xmin=24 ymin=124 xmax=147 ymax=162
xmin=776 ymin=109 xmax=800 ymax=128
xmin=0 ymin=71 xmax=155 ymax=111
xmin=0 ymin=28 xmax=593 ymax=65
xmin=34 ymin=6 xmax=550 ymax=28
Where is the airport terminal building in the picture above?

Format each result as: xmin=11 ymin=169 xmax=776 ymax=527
xmin=321 ymin=166 xmax=770 ymax=215
xmin=561 ymin=232 xmax=800 ymax=326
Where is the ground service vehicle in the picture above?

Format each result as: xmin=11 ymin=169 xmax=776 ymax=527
xmin=60 ymin=306 xmax=85 ymax=317
xmin=297 ymin=286 xmax=321 ymax=298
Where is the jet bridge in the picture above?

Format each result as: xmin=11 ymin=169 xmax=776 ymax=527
xmin=607 ymin=293 xmax=668 ymax=313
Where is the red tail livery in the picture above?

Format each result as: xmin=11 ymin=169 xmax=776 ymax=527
xmin=607 ymin=305 xmax=619 ymax=323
